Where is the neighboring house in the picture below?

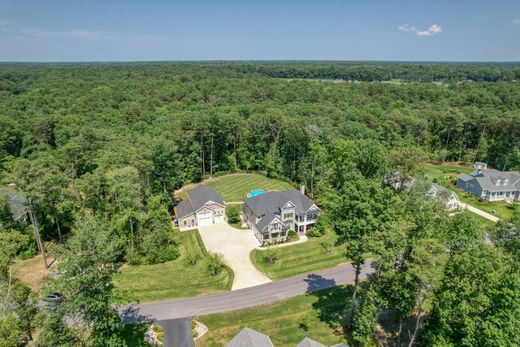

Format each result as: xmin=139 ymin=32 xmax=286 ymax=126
xmin=242 ymin=186 xmax=320 ymax=244
xmin=297 ymin=337 xmax=327 ymax=347
xmin=174 ymin=185 xmax=226 ymax=230
xmin=387 ymin=176 xmax=461 ymax=211
xmin=457 ymin=162 xmax=520 ymax=202
xmin=225 ymin=327 xmax=274 ymax=347
xmin=0 ymin=189 xmax=29 ymax=223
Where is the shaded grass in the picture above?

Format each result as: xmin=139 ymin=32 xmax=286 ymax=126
xmin=113 ymin=230 xmax=233 ymax=303
xmin=196 ymin=285 xmax=351 ymax=347
xmin=250 ymin=232 xmax=347 ymax=280
xmin=205 ymin=174 xmax=294 ymax=201
xmin=423 ymin=164 xmax=519 ymax=221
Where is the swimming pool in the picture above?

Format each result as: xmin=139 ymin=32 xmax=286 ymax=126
xmin=247 ymin=189 xmax=266 ymax=198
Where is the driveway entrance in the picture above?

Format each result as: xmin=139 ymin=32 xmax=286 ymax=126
xmin=198 ymin=224 xmax=271 ymax=290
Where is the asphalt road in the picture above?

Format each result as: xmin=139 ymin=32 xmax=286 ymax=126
xmin=119 ymin=260 xmax=374 ymax=323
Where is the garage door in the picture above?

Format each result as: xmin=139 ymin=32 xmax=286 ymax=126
xmin=197 ymin=211 xmax=213 ymax=226
xmin=214 ymin=213 xmax=225 ymax=224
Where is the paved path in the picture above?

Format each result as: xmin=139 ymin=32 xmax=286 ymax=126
xmin=256 ymin=235 xmax=309 ymax=250
xmin=463 ymin=203 xmax=500 ymax=222
xmin=119 ymin=261 xmax=374 ymax=323
xmin=158 ymin=318 xmax=194 ymax=347
xmin=198 ymin=224 xmax=271 ymax=290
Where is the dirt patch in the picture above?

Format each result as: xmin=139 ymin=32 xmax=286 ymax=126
xmin=13 ymin=255 xmax=56 ymax=291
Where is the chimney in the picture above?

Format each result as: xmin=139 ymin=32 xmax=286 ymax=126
xmin=300 ymin=182 xmax=305 ymax=195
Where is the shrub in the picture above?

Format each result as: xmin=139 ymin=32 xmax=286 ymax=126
xmin=298 ymin=315 xmax=310 ymax=331
xmin=185 ymin=254 xmax=201 ymax=266
xmin=263 ymin=248 xmax=278 ymax=264
xmin=226 ymin=205 xmax=241 ymax=224
xmin=207 ymin=253 xmax=224 ymax=276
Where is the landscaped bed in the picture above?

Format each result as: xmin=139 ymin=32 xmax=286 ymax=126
xmin=113 ymin=230 xmax=233 ymax=303
xmin=195 ymin=285 xmax=351 ymax=347
xmin=250 ymin=232 xmax=346 ymax=280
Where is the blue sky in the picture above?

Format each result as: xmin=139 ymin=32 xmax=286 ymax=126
xmin=0 ymin=0 xmax=519 ymax=62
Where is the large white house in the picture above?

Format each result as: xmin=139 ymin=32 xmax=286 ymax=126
xmin=241 ymin=186 xmax=320 ymax=244
xmin=174 ymin=185 xmax=226 ymax=230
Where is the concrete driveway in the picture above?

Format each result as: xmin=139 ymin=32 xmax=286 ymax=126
xmin=198 ymin=223 xmax=271 ymax=290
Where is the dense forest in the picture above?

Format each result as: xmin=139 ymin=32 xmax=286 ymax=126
xmin=0 ymin=62 xmax=519 ymax=346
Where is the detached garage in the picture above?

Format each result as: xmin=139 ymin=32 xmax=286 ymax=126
xmin=174 ymin=185 xmax=226 ymax=231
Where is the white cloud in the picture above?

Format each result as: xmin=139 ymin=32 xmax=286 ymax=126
xmin=399 ymin=23 xmax=442 ymax=36
xmin=398 ymin=24 xmax=416 ymax=32
xmin=514 ymin=18 xmax=520 ymax=25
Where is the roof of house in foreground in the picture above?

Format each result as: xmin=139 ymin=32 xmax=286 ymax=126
xmin=174 ymin=185 xmax=225 ymax=219
xmin=297 ymin=337 xmax=327 ymax=347
xmin=225 ymin=327 xmax=274 ymax=347
xmin=0 ymin=189 xmax=28 ymax=221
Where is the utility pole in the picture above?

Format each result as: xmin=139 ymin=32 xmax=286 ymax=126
xmin=28 ymin=209 xmax=48 ymax=269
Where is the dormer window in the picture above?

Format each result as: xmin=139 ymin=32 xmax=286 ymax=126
xmin=496 ymin=179 xmax=501 ymax=186
xmin=504 ymin=179 xmax=508 ymax=185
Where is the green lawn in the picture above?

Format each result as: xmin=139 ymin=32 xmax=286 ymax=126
xmin=196 ymin=286 xmax=351 ymax=347
xmin=205 ymin=173 xmax=294 ymax=201
xmin=250 ymin=232 xmax=347 ymax=280
xmin=113 ymin=230 xmax=233 ymax=303
xmin=423 ymin=164 xmax=519 ymax=220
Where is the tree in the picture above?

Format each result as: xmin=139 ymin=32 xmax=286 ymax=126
xmin=425 ymin=245 xmax=520 ymax=346
xmin=332 ymin=175 xmax=397 ymax=331
xmin=49 ymin=214 xmax=126 ymax=347
xmin=225 ymin=205 xmax=241 ymax=224
xmin=207 ymin=253 xmax=224 ymax=276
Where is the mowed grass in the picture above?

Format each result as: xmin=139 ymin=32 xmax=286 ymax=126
xmin=113 ymin=230 xmax=233 ymax=303
xmin=205 ymin=173 xmax=294 ymax=202
xmin=196 ymin=285 xmax=351 ymax=347
xmin=424 ymin=163 xmax=519 ymax=220
xmin=250 ymin=232 xmax=347 ymax=280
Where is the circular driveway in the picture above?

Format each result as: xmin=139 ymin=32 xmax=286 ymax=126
xmin=198 ymin=223 xmax=271 ymax=290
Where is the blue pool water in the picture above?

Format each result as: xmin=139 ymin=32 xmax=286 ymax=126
xmin=247 ymin=189 xmax=266 ymax=198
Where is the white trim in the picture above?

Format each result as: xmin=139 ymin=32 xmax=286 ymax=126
xmin=281 ymin=201 xmax=296 ymax=210
xmin=193 ymin=201 xmax=225 ymax=214
xmin=305 ymin=204 xmax=321 ymax=213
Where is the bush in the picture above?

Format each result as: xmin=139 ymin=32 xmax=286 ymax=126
xmin=185 ymin=254 xmax=201 ymax=266
xmin=226 ymin=205 xmax=241 ymax=224
xmin=263 ymin=248 xmax=278 ymax=264
xmin=298 ymin=315 xmax=310 ymax=331
xmin=207 ymin=253 xmax=224 ymax=276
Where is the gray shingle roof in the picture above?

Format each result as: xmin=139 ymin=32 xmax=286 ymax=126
xmin=457 ymin=173 xmax=473 ymax=182
xmin=244 ymin=189 xmax=318 ymax=232
xmin=188 ymin=185 xmax=225 ymax=211
xmin=174 ymin=185 xmax=225 ymax=219
xmin=297 ymin=337 xmax=327 ymax=347
xmin=174 ymin=200 xmax=194 ymax=219
xmin=244 ymin=189 xmax=316 ymax=217
xmin=0 ymin=189 xmax=28 ymax=221
xmin=465 ymin=169 xmax=520 ymax=192
xmin=225 ymin=327 xmax=273 ymax=347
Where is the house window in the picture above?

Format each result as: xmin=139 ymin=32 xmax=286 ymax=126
xmin=283 ymin=213 xmax=293 ymax=219
xmin=272 ymin=232 xmax=279 ymax=238
xmin=306 ymin=213 xmax=316 ymax=220
xmin=299 ymin=225 xmax=304 ymax=232
xmin=272 ymin=223 xmax=279 ymax=230
xmin=279 ymin=231 xmax=286 ymax=237
xmin=183 ymin=220 xmax=187 ymax=226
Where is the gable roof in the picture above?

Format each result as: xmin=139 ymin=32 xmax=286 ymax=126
xmin=188 ymin=185 xmax=225 ymax=211
xmin=464 ymin=169 xmax=520 ymax=192
xmin=174 ymin=185 xmax=225 ymax=219
xmin=244 ymin=189 xmax=316 ymax=217
xmin=225 ymin=327 xmax=273 ymax=347
xmin=297 ymin=337 xmax=327 ymax=347
xmin=0 ymin=189 xmax=28 ymax=221
xmin=244 ymin=189 xmax=318 ymax=232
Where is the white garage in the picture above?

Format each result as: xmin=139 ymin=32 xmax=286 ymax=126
xmin=174 ymin=185 xmax=227 ymax=231
xmin=197 ymin=210 xmax=213 ymax=226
